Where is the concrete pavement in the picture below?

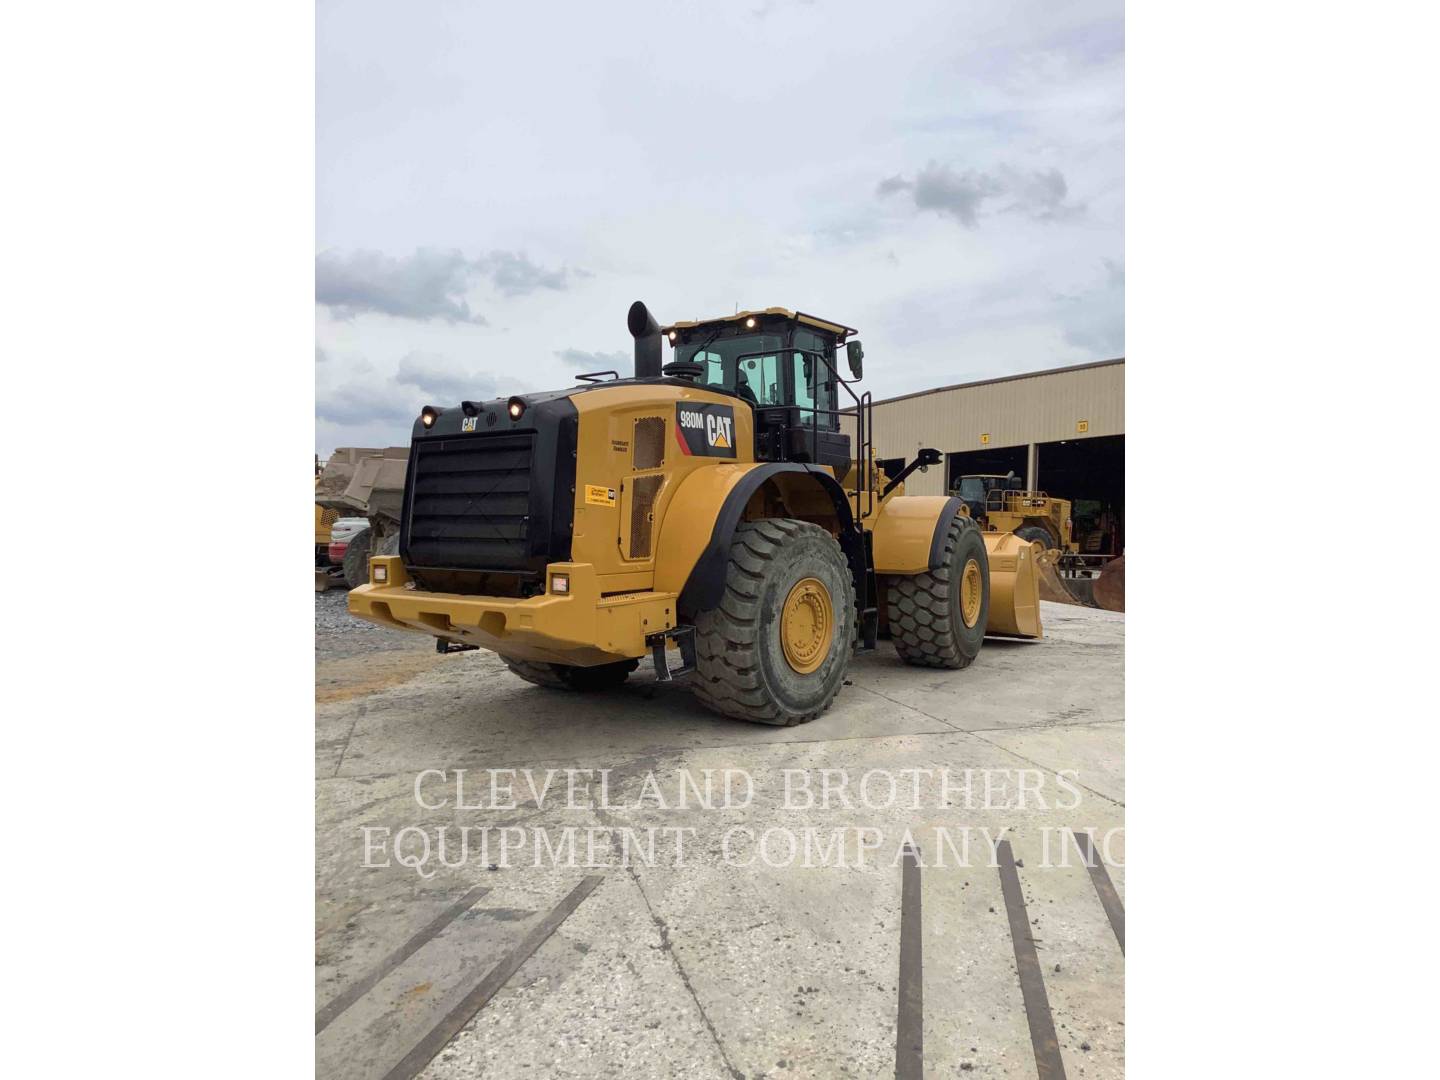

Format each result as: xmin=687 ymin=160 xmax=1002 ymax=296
xmin=316 ymin=599 xmax=1125 ymax=1079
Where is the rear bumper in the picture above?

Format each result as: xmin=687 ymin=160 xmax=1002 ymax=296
xmin=347 ymin=556 xmax=678 ymax=666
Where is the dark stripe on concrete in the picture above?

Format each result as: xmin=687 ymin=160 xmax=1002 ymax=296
xmin=996 ymin=840 xmax=1066 ymax=1080
xmin=315 ymin=885 xmax=491 ymax=1034
xmin=895 ymin=843 xmax=923 ymax=1080
xmin=381 ymin=875 xmax=605 ymax=1080
xmin=1073 ymin=831 xmax=1125 ymax=953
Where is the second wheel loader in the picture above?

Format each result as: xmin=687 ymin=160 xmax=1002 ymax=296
xmin=347 ymin=302 xmax=1043 ymax=725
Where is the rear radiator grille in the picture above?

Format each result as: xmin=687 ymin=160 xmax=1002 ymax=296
xmin=406 ymin=434 xmax=535 ymax=570
xmin=633 ymin=416 xmax=665 ymax=470
xmin=628 ymin=474 xmax=664 ymax=558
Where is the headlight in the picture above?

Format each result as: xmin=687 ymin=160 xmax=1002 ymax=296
xmin=550 ymin=572 xmax=570 ymax=594
xmin=421 ymin=406 xmax=439 ymax=428
xmin=373 ymin=563 xmax=388 ymax=584
xmin=507 ymin=397 xmax=526 ymax=420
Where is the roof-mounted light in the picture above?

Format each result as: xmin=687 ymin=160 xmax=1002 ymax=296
xmin=420 ymin=406 xmax=439 ymax=428
xmin=507 ymin=397 xmax=526 ymax=420
xmin=745 ymin=317 xmax=756 ymax=329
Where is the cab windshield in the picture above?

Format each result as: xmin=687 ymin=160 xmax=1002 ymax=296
xmin=676 ymin=330 xmax=838 ymax=424
xmin=677 ymin=333 xmax=784 ymax=404
xmin=958 ymin=477 xmax=988 ymax=502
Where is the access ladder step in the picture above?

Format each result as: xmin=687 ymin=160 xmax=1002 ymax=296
xmin=648 ymin=625 xmax=697 ymax=681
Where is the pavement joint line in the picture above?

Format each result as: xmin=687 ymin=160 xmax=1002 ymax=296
xmin=315 ymin=884 xmax=492 ymax=1035
xmin=854 ymin=684 xmax=962 ymax=732
xmin=379 ymin=874 xmax=606 ymax=1080
xmin=859 ymin=686 xmax=1126 ymax=809
xmin=964 ymin=729 xmax=1125 ymax=809
xmin=895 ymin=843 xmax=923 ymax=1080
xmin=1072 ymin=830 xmax=1126 ymax=953
xmin=316 ymin=708 xmax=1124 ymax=789
xmin=591 ymin=804 xmax=746 ymax=1080
xmin=314 ymin=727 xmax=984 ymax=784
xmin=330 ymin=700 xmax=367 ymax=778
xmin=964 ymin=718 xmax=1125 ymax=733
xmin=996 ymin=839 xmax=1067 ymax=1080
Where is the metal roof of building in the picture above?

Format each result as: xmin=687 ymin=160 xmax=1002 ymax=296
xmin=852 ymin=357 xmax=1124 ymax=411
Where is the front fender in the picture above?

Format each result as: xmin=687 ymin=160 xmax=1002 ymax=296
xmin=870 ymin=495 xmax=964 ymax=574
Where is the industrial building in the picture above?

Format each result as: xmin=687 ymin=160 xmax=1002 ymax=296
xmin=849 ymin=358 xmax=1125 ymax=555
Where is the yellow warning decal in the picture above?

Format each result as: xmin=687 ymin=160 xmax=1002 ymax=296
xmin=584 ymin=484 xmax=617 ymax=507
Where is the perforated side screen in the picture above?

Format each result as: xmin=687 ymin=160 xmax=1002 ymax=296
xmin=633 ymin=416 xmax=665 ymax=471
xmin=629 ymin=474 xmax=664 ymax=558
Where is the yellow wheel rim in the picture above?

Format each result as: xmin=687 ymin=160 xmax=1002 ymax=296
xmin=780 ymin=576 xmax=834 ymax=674
xmin=960 ymin=558 xmax=983 ymax=629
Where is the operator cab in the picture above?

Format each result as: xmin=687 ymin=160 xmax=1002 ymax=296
xmin=954 ymin=472 xmax=1025 ymax=519
xmin=661 ymin=308 xmax=861 ymax=470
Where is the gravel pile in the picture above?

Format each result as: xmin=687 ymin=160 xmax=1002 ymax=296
xmin=315 ymin=588 xmax=386 ymax=637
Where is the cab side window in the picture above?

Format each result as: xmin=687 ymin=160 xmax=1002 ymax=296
xmin=738 ymin=353 xmax=783 ymax=405
xmin=791 ymin=349 xmax=838 ymax=429
xmin=694 ymin=350 xmax=727 ymax=390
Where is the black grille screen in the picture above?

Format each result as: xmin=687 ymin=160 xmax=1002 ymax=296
xmin=406 ymin=434 xmax=536 ymax=571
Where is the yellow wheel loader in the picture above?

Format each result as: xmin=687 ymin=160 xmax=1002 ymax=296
xmin=347 ymin=303 xmax=1042 ymax=725
xmin=952 ymin=473 xmax=1076 ymax=553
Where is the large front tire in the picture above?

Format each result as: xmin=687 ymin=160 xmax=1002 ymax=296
xmin=691 ymin=519 xmax=855 ymax=726
xmin=885 ymin=514 xmax=989 ymax=669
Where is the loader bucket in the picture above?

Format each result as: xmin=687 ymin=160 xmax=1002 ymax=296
xmin=981 ymin=531 xmax=1043 ymax=638
xmin=1035 ymin=549 xmax=1096 ymax=608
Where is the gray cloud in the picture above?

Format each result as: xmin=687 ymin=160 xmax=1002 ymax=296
xmin=315 ymin=248 xmax=582 ymax=322
xmin=316 ymin=248 xmax=488 ymax=323
xmin=393 ymin=352 xmax=501 ymax=403
xmin=477 ymin=252 xmax=584 ymax=297
xmin=314 ymin=382 xmax=419 ymax=429
xmin=877 ymin=162 xmax=1083 ymax=228
xmin=317 ymin=351 xmax=501 ymax=432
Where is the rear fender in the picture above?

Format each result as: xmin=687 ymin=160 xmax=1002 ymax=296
xmin=655 ymin=463 xmax=860 ymax=617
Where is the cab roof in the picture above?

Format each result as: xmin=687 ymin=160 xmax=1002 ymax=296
xmin=661 ymin=307 xmax=858 ymax=342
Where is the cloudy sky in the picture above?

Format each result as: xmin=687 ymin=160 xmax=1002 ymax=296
xmin=317 ymin=0 xmax=1123 ymax=453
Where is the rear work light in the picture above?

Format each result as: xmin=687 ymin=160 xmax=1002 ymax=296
xmin=550 ymin=573 xmax=570 ymax=594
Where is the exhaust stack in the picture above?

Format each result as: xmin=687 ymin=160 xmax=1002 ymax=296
xmin=627 ymin=300 xmax=663 ymax=379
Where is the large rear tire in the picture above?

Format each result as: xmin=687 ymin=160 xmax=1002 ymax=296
xmin=1015 ymin=524 xmax=1054 ymax=550
xmin=885 ymin=514 xmax=989 ymax=669
xmin=342 ymin=527 xmax=372 ymax=589
xmin=691 ymin=519 xmax=854 ymax=726
xmin=504 ymin=658 xmax=638 ymax=691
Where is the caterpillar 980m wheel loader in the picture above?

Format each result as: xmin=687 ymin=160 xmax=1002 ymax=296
xmin=347 ymin=302 xmax=1042 ymax=725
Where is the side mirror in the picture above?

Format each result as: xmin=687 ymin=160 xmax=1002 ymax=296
xmin=846 ymin=340 xmax=864 ymax=379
